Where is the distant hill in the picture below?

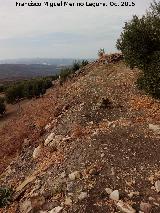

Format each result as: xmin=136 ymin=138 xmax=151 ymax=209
xmin=0 ymin=64 xmax=60 ymax=83
xmin=0 ymin=58 xmax=94 ymax=84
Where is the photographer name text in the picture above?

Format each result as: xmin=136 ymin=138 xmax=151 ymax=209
xmin=15 ymin=1 xmax=136 ymax=8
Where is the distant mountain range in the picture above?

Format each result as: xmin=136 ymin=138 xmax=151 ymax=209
xmin=0 ymin=58 xmax=93 ymax=66
xmin=0 ymin=58 xmax=94 ymax=84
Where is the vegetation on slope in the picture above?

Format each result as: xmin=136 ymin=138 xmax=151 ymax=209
xmin=5 ymin=78 xmax=53 ymax=104
xmin=0 ymin=60 xmax=88 ymax=115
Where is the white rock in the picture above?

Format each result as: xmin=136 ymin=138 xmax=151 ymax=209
xmin=44 ymin=134 xmax=63 ymax=150
xmin=108 ymin=121 xmax=114 ymax=127
xmin=128 ymin=192 xmax=134 ymax=198
xmin=105 ymin=188 xmax=113 ymax=195
xmin=62 ymin=136 xmax=72 ymax=142
xmin=50 ymin=135 xmax=63 ymax=148
xmin=69 ymin=171 xmax=81 ymax=180
xmin=148 ymin=197 xmax=154 ymax=201
xmin=45 ymin=123 xmax=51 ymax=130
xmin=117 ymin=200 xmax=136 ymax=213
xmin=33 ymin=145 xmax=42 ymax=159
xmin=149 ymin=124 xmax=160 ymax=134
xmin=101 ymin=153 xmax=105 ymax=158
xmin=78 ymin=192 xmax=88 ymax=200
xmin=155 ymin=180 xmax=160 ymax=193
xmin=44 ymin=132 xmax=55 ymax=146
xmin=64 ymin=197 xmax=72 ymax=206
xmin=109 ymin=190 xmax=119 ymax=201
xmin=49 ymin=206 xmax=63 ymax=213
xmin=111 ymin=167 xmax=115 ymax=176
xmin=153 ymin=202 xmax=159 ymax=206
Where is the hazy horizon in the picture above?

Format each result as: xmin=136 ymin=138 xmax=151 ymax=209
xmin=0 ymin=0 xmax=153 ymax=59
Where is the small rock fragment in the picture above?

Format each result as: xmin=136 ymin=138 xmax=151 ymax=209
xmin=153 ymin=202 xmax=159 ymax=206
xmin=33 ymin=145 xmax=42 ymax=159
xmin=128 ymin=192 xmax=134 ymax=198
xmin=49 ymin=135 xmax=63 ymax=149
xmin=111 ymin=167 xmax=115 ymax=176
xmin=60 ymin=171 xmax=66 ymax=178
xmin=140 ymin=202 xmax=152 ymax=213
xmin=117 ymin=200 xmax=136 ymax=213
xmin=62 ymin=136 xmax=72 ymax=142
xmin=149 ymin=124 xmax=160 ymax=134
xmin=69 ymin=171 xmax=81 ymax=180
xmin=45 ymin=123 xmax=51 ymax=130
xmin=101 ymin=153 xmax=105 ymax=158
xmin=49 ymin=206 xmax=63 ymax=213
xmin=109 ymin=190 xmax=119 ymax=201
xmin=105 ymin=188 xmax=113 ymax=195
xmin=155 ymin=180 xmax=160 ymax=193
xmin=78 ymin=192 xmax=88 ymax=200
xmin=64 ymin=197 xmax=72 ymax=206
xmin=44 ymin=133 xmax=55 ymax=146
xmin=148 ymin=197 xmax=154 ymax=201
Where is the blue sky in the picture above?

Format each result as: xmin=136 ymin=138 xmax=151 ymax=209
xmin=0 ymin=0 xmax=153 ymax=59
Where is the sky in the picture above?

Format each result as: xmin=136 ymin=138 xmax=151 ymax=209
xmin=0 ymin=0 xmax=153 ymax=59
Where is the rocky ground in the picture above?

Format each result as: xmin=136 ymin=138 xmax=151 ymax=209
xmin=0 ymin=61 xmax=160 ymax=213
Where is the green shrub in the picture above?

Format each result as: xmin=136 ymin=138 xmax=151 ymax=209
xmin=59 ymin=68 xmax=72 ymax=84
xmin=72 ymin=61 xmax=81 ymax=71
xmin=117 ymin=1 xmax=160 ymax=98
xmin=0 ymin=187 xmax=12 ymax=208
xmin=6 ymin=84 xmax=24 ymax=104
xmin=0 ymin=85 xmax=4 ymax=93
xmin=5 ymin=77 xmax=53 ymax=104
xmin=81 ymin=60 xmax=89 ymax=67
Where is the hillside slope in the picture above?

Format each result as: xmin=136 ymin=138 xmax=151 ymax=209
xmin=0 ymin=61 xmax=160 ymax=213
